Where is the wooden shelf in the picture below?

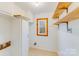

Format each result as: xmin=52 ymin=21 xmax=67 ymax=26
xmin=53 ymin=2 xmax=72 ymax=19
xmin=54 ymin=7 xmax=79 ymax=25
xmin=60 ymin=7 xmax=79 ymax=22
xmin=54 ymin=20 xmax=68 ymax=25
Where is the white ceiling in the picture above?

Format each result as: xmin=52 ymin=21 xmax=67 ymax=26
xmin=15 ymin=2 xmax=57 ymax=15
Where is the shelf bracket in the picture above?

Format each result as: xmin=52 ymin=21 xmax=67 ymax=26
xmin=65 ymin=22 xmax=72 ymax=33
xmin=66 ymin=22 xmax=68 ymax=31
xmin=66 ymin=8 xmax=68 ymax=13
xmin=62 ymin=22 xmax=69 ymax=31
xmin=58 ymin=24 xmax=59 ymax=29
xmin=60 ymin=8 xmax=68 ymax=13
xmin=57 ymin=17 xmax=60 ymax=29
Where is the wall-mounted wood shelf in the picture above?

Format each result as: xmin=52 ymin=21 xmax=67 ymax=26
xmin=60 ymin=7 xmax=79 ymax=22
xmin=54 ymin=7 xmax=79 ymax=25
xmin=54 ymin=20 xmax=67 ymax=25
xmin=53 ymin=2 xmax=72 ymax=19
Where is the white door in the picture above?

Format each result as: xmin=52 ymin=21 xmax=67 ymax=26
xmin=22 ymin=20 xmax=29 ymax=56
